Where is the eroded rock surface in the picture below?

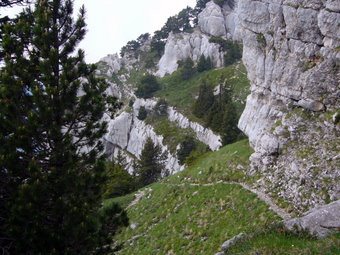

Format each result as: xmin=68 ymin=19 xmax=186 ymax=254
xmin=285 ymin=200 xmax=340 ymax=238
xmin=104 ymin=110 xmax=183 ymax=174
xmin=237 ymin=0 xmax=340 ymax=212
xmin=156 ymin=30 xmax=224 ymax=77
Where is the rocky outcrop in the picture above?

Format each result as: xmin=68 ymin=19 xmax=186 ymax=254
xmin=285 ymin=200 xmax=340 ymax=238
xmin=198 ymin=1 xmax=228 ymax=38
xmin=237 ymin=0 xmax=340 ymax=212
xmin=134 ymin=98 xmax=222 ymax=151
xmin=198 ymin=0 xmax=238 ymax=39
xmin=168 ymin=107 xmax=222 ymax=151
xmin=99 ymin=53 xmax=123 ymax=75
xmin=156 ymin=30 xmax=224 ymax=77
xmin=104 ymin=110 xmax=183 ymax=174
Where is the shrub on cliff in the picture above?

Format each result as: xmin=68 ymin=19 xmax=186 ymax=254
xmin=193 ymin=81 xmax=215 ymax=118
xmin=197 ymin=54 xmax=213 ymax=72
xmin=154 ymin=99 xmax=169 ymax=117
xmin=178 ymin=58 xmax=196 ymax=80
xmin=136 ymin=74 xmax=160 ymax=98
xmin=177 ymin=136 xmax=197 ymax=165
xmin=137 ymin=106 xmax=148 ymax=120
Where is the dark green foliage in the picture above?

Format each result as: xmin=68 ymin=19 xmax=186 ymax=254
xmin=120 ymin=40 xmax=140 ymax=57
xmin=206 ymin=84 xmax=241 ymax=145
xmin=209 ymin=36 xmax=228 ymax=50
xmin=192 ymin=82 xmax=215 ymax=118
xmin=197 ymin=54 xmax=213 ymax=72
xmin=137 ymin=106 xmax=148 ymax=120
xmin=154 ymin=98 xmax=168 ymax=117
xmin=120 ymin=33 xmax=151 ymax=58
xmin=178 ymin=58 xmax=196 ymax=80
xmin=129 ymin=99 xmax=135 ymax=107
xmin=224 ymin=42 xmax=242 ymax=66
xmin=209 ymin=36 xmax=242 ymax=66
xmin=176 ymin=7 xmax=194 ymax=33
xmin=0 ymin=1 xmax=125 ymax=253
xmin=193 ymin=80 xmax=241 ymax=145
xmin=135 ymin=74 xmax=160 ymax=98
xmin=213 ymin=0 xmax=235 ymax=8
xmin=103 ymin=161 xmax=137 ymax=199
xmin=195 ymin=0 xmax=210 ymax=12
xmin=137 ymin=33 xmax=150 ymax=44
xmin=163 ymin=7 xmax=194 ymax=34
xmin=136 ymin=138 xmax=165 ymax=187
xmin=95 ymin=202 xmax=129 ymax=254
xmin=150 ymin=7 xmax=194 ymax=57
xmin=150 ymin=30 xmax=167 ymax=58
xmin=0 ymin=0 xmax=28 ymax=7
xmin=177 ymin=136 xmax=196 ymax=165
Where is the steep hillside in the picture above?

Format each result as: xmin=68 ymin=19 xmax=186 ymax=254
xmin=95 ymin=0 xmax=248 ymax=175
xmin=108 ymin=140 xmax=339 ymax=254
xmin=95 ymin=0 xmax=340 ymax=251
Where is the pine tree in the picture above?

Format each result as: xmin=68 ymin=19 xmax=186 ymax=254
xmin=135 ymin=73 xmax=160 ymax=99
xmin=103 ymin=160 xmax=136 ymax=198
xmin=178 ymin=57 xmax=195 ymax=80
xmin=197 ymin=54 xmax=213 ymax=73
xmin=177 ymin=136 xmax=196 ymax=165
xmin=137 ymin=138 xmax=165 ymax=187
xmin=0 ymin=0 xmax=125 ymax=253
xmin=193 ymin=81 xmax=215 ymax=118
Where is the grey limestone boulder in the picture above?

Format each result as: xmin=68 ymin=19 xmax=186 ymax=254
xmin=285 ymin=200 xmax=340 ymax=238
xmin=198 ymin=1 xmax=227 ymax=37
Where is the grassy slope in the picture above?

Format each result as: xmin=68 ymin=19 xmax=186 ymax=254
xmin=110 ymin=140 xmax=339 ymax=254
xmin=139 ymin=63 xmax=249 ymax=159
xmin=145 ymin=115 xmax=207 ymax=155
xmin=156 ymin=62 xmax=249 ymax=121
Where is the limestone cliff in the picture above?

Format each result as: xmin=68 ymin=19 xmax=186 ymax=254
xmin=99 ymin=0 xmax=339 ymax=213
xmin=156 ymin=30 xmax=224 ymax=77
xmin=157 ymin=1 xmax=238 ymax=77
xmin=237 ymin=0 xmax=339 ymax=212
xmin=104 ymin=108 xmax=184 ymax=175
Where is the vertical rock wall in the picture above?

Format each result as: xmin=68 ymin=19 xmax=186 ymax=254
xmin=237 ymin=0 xmax=340 ymax=212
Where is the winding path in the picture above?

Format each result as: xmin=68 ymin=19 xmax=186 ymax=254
xmin=128 ymin=180 xmax=292 ymax=220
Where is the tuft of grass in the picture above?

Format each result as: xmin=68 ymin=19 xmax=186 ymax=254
xmin=103 ymin=193 xmax=135 ymax=210
xmin=228 ymin=228 xmax=340 ymax=255
xmin=167 ymin=139 xmax=254 ymax=185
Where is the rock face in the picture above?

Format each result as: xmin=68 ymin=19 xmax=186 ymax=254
xmin=103 ymin=96 xmax=222 ymax=173
xmin=104 ymin=110 xmax=183 ymax=174
xmin=198 ymin=1 xmax=238 ymax=39
xmin=285 ymin=200 xmax=340 ymax=238
xmin=135 ymin=98 xmax=222 ymax=151
xmin=99 ymin=53 xmax=123 ymax=75
xmin=198 ymin=1 xmax=228 ymax=38
xmin=168 ymin=106 xmax=222 ymax=151
xmin=157 ymin=1 xmax=241 ymax=77
xmin=156 ymin=30 xmax=224 ymax=77
xmin=237 ymin=0 xmax=340 ymax=212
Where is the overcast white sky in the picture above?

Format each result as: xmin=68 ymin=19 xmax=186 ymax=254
xmin=3 ymin=0 xmax=197 ymax=63
xmin=73 ymin=0 xmax=197 ymax=63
